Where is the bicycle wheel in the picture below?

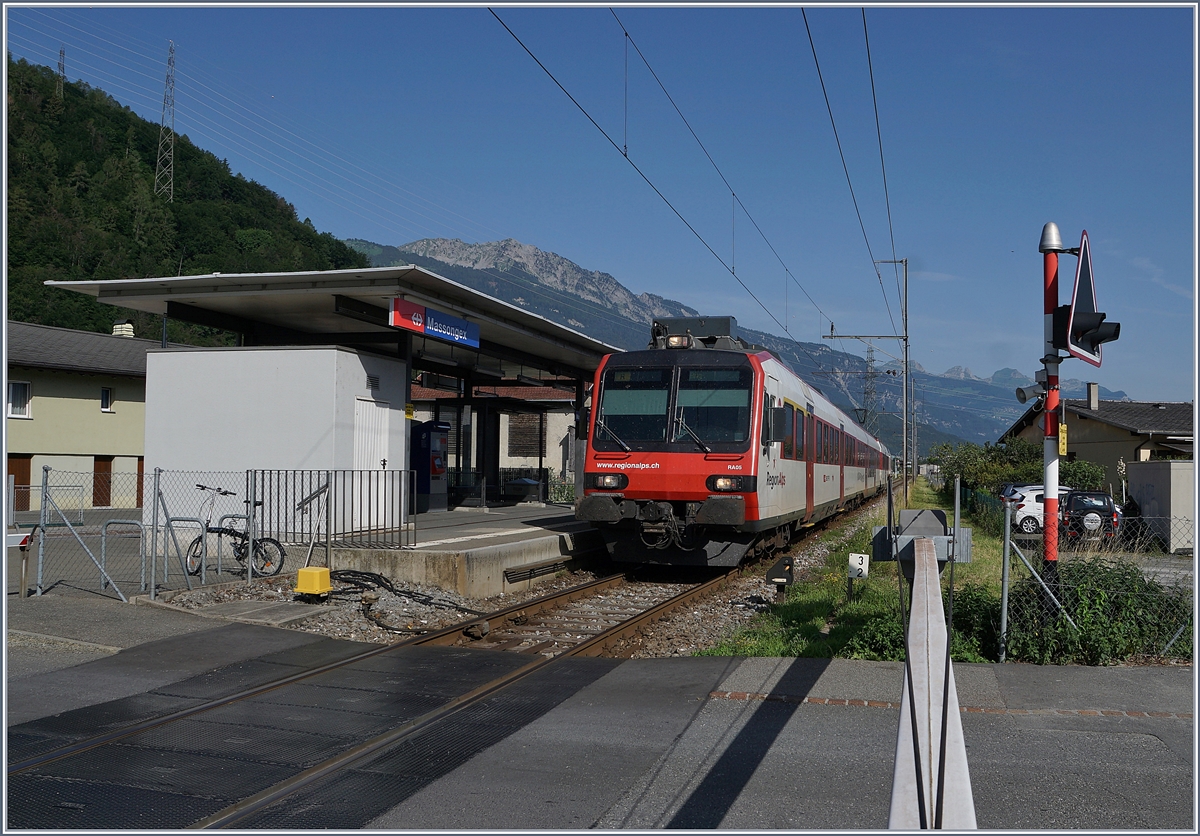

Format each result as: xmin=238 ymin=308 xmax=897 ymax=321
xmin=252 ymin=538 xmax=286 ymax=576
xmin=185 ymin=535 xmax=204 ymax=576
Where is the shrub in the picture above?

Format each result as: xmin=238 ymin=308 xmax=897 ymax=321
xmin=1005 ymin=557 xmax=1193 ymax=665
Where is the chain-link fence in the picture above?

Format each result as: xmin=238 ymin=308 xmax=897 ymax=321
xmin=1001 ymin=505 xmax=1193 ymax=665
xmin=12 ymin=466 xmax=418 ymax=601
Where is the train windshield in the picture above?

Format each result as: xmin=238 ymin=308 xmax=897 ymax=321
xmin=596 ymin=368 xmax=671 ymax=444
xmin=595 ymin=363 xmax=753 ymax=452
xmin=673 ymin=367 xmax=752 ymax=445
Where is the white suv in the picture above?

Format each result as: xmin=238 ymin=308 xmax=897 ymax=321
xmin=1011 ymin=485 xmax=1074 ymax=534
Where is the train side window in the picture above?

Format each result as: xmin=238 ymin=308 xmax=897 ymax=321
xmin=782 ymin=404 xmax=795 ymax=458
xmin=796 ymin=411 xmax=806 ymax=461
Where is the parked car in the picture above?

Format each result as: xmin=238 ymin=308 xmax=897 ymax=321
xmin=1009 ymin=485 xmax=1074 ymax=534
xmin=1058 ymin=490 xmax=1121 ymax=542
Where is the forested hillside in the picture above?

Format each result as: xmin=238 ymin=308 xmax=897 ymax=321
xmin=6 ymin=56 xmax=368 ymax=343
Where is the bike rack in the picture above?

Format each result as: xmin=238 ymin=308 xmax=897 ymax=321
xmin=165 ymin=517 xmax=203 ymax=591
xmin=100 ymin=520 xmax=145 ymax=593
xmin=215 ymin=514 xmax=250 ymax=578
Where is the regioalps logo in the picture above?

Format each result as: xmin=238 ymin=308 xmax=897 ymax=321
xmin=765 ymin=472 xmax=786 ymax=488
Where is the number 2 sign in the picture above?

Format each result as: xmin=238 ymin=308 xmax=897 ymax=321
xmin=848 ymin=552 xmax=869 ymax=579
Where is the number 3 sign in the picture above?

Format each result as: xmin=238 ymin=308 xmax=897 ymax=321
xmin=848 ymin=552 xmax=869 ymax=579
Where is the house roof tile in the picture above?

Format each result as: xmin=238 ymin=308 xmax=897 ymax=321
xmin=1063 ymin=399 xmax=1193 ymax=436
xmin=7 ymin=321 xmax=165 ymax=377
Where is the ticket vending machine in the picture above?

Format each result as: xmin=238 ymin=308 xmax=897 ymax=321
xmin=411 ymin=421 xmax=450 ymax=513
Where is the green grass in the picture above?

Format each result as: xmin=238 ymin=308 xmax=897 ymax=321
xmin=702 ymin=478 xmax=1191 ymax=665
xmin=701 ymin=480 xmax=1003 ymax=662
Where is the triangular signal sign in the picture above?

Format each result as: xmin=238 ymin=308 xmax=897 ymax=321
xmin=1066 ymin=230 xmax=1104 ymax=367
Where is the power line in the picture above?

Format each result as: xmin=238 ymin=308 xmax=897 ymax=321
xmin=490 ymin=8 xmax=832 ymax=375
xmin=610 ymin=8 xmax=836 ymax=334
xmin=862 ymin=9 xmax=903 ymax=316
xmin=13 ymin=9 xmax=683 ymax=351
xmin=801 ymin=8 xmax=897 ymax=337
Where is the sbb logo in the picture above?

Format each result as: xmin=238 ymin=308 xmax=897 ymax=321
xmin=412 ymin=312 xmax=423 ymax=328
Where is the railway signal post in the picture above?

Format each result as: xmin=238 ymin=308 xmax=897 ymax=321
xmin=1033 ymin=223 xmax=1120 ymax=576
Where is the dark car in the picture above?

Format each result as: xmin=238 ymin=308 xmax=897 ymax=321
xmin=1059 ymin=490 xmax=1120 ymax=543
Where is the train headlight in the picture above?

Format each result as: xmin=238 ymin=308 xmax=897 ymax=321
xmin=707 ymin=475 xmax=756 ymax=492
xmin=589 ymin=472 xmax=628 ymax=490
xmin=666 ymin=334 xmax=692 ymax=348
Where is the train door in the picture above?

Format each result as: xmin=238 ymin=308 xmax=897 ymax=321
xmin=804 ymin=403 xmax=814 ymax=520
xmin=761 ymin=376 xmax=781 ymax=520
xmin=838 ymin=422 xmax=845 ymax=508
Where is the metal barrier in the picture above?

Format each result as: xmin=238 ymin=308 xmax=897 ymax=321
xmin=888 ymin=475 xmax=977 ymax=829
xmin=889 ymin=537 xmax=977 ymax=829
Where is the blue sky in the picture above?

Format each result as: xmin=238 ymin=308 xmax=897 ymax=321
xmin=6 ymin=4 xmax=1196 ymax=403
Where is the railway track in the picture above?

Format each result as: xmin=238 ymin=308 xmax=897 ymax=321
xmin=8 ymin=567 xmax=741 ymax=830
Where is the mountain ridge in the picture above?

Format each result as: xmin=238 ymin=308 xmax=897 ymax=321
xmin=347 ymin=235 xmax=1134 ymax=452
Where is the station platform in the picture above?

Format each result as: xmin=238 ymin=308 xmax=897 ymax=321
xmin=334 ymin=501 xmax=605 ymax=597
xmin=4 ymin=598 xmax=1193 ymax=830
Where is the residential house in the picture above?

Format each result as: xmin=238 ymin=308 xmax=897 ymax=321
xmin=999 ymin=382 xmax=1193 ymax=493
xmin=6 ymin=321 xmax=156 ymax=510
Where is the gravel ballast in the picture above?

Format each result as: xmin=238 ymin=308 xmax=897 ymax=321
xmin=163 ymin=503 xmax=883 ymax=657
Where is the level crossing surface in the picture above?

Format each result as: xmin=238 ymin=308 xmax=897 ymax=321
xmin=5 ymin=593 xmax=1194 ymax=829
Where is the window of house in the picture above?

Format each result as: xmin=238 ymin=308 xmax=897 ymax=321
xmin=7 ymin=381 xmax=31 ymax=418
xmin=101 ymin=387 xmax=114 ymax=412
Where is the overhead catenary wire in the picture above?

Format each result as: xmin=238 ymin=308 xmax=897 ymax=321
xmin=489 ymin=9 xmax=832 ymax=374
xmin=801 ymin=8 xmax=898 ymax=338
xmin=14 ymin=8 xmax=899 ymax=381
xmin=610 ymin=8 xmax=837 ymax=336
xmin=862 ymin=9 xmax=904 ymax=313
xmin=10 ymin=16 xmax=673 ymax=345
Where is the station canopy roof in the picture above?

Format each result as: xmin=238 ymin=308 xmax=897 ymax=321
xmin=46 ymin=265 xmax=621 ymax=384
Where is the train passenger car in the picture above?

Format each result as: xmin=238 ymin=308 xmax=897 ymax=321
xmin=576 ymin=317 xmax=891 ymax=566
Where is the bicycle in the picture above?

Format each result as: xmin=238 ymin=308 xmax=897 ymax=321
xmin=185 ymin=484 xmax=286 ymax=577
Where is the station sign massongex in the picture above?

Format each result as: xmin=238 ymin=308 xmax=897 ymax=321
xmin=390 ymin=298 xmax=481 ymax=349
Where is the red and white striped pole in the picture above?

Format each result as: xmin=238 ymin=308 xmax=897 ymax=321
xmin=1039 ymin=223 xmax=1063 ymax=570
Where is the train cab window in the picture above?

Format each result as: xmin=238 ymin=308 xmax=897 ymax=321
xmin=782 ymin=403 xmax=795 ymax=458
xmin=674 ymin=367 xmax=752 ymax=445
xmin=597 ymin=367 xmax=671 ymax=445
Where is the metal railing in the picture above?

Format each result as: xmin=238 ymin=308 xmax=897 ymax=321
xmin=323 ymin=469 xmax=415 ymax=549
xmin=17 ymin=467 xmax=419 ymax=601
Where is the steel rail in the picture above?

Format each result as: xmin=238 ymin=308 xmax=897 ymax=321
xmin=7 ymin=573 xmax=627 ymax=776
xmin=189 ymin=568 xmax=740 ymax=829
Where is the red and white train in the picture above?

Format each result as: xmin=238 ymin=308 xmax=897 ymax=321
xmin=577 ymin=317 xmax=891 ymax=566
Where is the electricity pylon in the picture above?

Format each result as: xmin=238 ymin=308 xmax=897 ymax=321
xmin=154 ymin=41 xmax=175 ymax=202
